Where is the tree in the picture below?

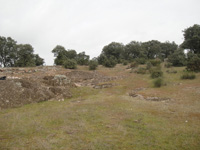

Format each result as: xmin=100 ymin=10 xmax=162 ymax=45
xmin=186 ymin=52 xmax=200 ymax=72
xmin=52 ymin=45 xmax=66 ymax=57
xmin=142 ymin=40 xmax=162 ymax=59
xmin=16 ymin=44 xmax=36 ymax=67
xmin=0 ymin=36 xmax=17 ymax=67
xmin=102 ymin=42 xmax=124 ymax=62
xmin=52 ymin=45 xmax=79 ymax=65
xmin=103 ymin=56 xmax=117 ymax=68
xmin=124 ymin=41 xmax=143 ymax=61
xmin=66 ymin=50 xmax=77 ymax=59
xmin=97 ymin=54 xmax=107 ymax=65
xmin=160 ymin=41 xmax=178 ymax=59
xmin=34 ymin=54 xmax=44 ymax=66
xmin=76 ymin=52 xmax=89 ymax=65
xmin=182 ymin=24 xmax=200 ymax=54
xmin=168 ymin=48 xmax=186 ymax=66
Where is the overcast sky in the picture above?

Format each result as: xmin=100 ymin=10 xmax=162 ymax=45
xmin=0 ymin=0 xmax=200 ymax=65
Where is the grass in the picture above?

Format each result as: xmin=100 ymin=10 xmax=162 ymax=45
xmin=0 ymin=64 xmax=200 ymax=150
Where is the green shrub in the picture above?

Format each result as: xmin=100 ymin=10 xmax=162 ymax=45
xmin=165 ymin=62 xmax=172 ymax=68
xmin=89 ymin=60 xmax=98 ymax=70
xmin=181 ymin=72 xmax=196 ymax=79
xmin=151 ymin=69 xmax=163 ymax=78
xmin=168 ymin=49 xmax=186 ymax=66
xmin=102 ymin=56 xmax=117 ymax=68
xmin=149 ymin=59 xmax=161 ymax=66
xmin=146 ymin=61 xmax=152 ymax=70
xmin=135 ymin=58 xmax=146 ymax=64
xmin=135 ymin=67 xmax=146 ymax=74
xmin=186 ymin=54 xmax=200 ymax=72
xmin=122 ymin=60 xmax=128 ymax=66
xmin=153 ymin=78 xmax=164 ymax=88
xmin=63 ymin=59 xmax=77 ymax=69
xmin=130 ymin=62 xmax=138 ymax=68
xmin=166 ymin=70 xmax=177 ymax=74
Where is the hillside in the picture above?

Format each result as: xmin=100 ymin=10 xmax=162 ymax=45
xmin=0 ymin=64 xmax=200 ymax=150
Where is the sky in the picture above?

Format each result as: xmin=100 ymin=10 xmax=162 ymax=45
xmin=0 ymin=0 xmax=200 ymax=65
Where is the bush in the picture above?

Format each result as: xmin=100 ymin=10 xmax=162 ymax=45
xmin=122 ymin=60 xmax=128 ymax=66
xmin=89 ymin=60 xmax=98 ymax=70
xmin=151 ymin=69 xmax=163 ymax=78
xmin=149 ymin=59 xmax=161 ymax=66
xmin=165 ymin=62 xmax=172 ymax=68
xmin=130 ymin=62 xmax=138 ymax=68
xmin=63 ymin=59 xmax=77 ymax=69
xmin=146 ymin=61 xmax=152 ymax=70
xmin=103 ymin=57 xmax=117 ymax=68
xmin=181 ymin=72 xmax=196 ymax=79
xmin=168 ymin=49 xmax=186 ymax=66
xmin=153 ymin=78 xmax=164 ymax=88
xmin=166 ymin=70 xmax=177 ymax=74
xmin=186 ymin=53 xmax=200 ymax=72
xmin=135 ymin=58 xmax=146 ymax=64
xmin=135 ymin=67 xmax=146 ymax=74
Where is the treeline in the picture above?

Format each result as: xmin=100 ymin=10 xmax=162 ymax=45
xmin=1 ymin=24 xmax=199 ymax=72
xmin=0 ymin=36 xmax=44 ymax=67
xmin=52 ymin=24 xmax=200 ymax=72
xmin=51 ymin=45 xmax=90 ymax=68
xmin=97 ymin=24 xmax=200 ymax=71
xmin=97 ymin=40 xmax=178 ymax=67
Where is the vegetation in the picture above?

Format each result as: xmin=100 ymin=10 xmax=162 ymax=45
xmin=89 ymin=60 xmax=98 ymax=70
xmin=135 ymin=67 xmax=146 ymax=74
xmin=149 ymin=59 xmax=161 ymax=66
xmin=0 ymin=36 xmax=44 ymax=67
xmin=182 ymin=24 xmax=200 ymax=54
xmin=52 ymin=45 xmax=89 ymax=67
xmin=1 ymin=64 xmax=200 ymax=149
xmin=150 ymin=69 xmax=163 ymax=78
xmin=164 ymin=62 xmax=172 ymax=68
xmin=130 ymin=61 xmax=139 ymax=68
xmin=153 ymin=77 xmax=164 ymax=87
xmin=181 ymin=71 xmax=196 ymax=79
xmin=186 ymin=53 xmax=200 ymax=72
xmin=168 ymin=48 xmax=186 ymax=66
xmin=63 ymin=59 xmax=77 ymax=69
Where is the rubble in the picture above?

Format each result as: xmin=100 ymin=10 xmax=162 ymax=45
xmin=0 ymin=67 xmax=117 ymax=109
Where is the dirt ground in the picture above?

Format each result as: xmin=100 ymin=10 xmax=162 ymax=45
xmin=0 ymin=66 xmax=117 ymax=109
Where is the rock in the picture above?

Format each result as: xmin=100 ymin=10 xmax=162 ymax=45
xmin=43 ymin=75 xmax=71 ymax=86
xmin=93 ymin=83 xmax=113 ymax=89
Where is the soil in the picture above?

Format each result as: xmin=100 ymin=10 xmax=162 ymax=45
xmin=0 ymin=66 xmax=116 ymax=109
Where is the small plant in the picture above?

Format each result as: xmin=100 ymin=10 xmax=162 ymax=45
xmin=123 ymin=60 xmax=128 ymax=66
xmin=63 ymin=59 xmax=77 ymax=69
xmin=146 ymin=61 xmax=152 ymax=70
xmin=151 ymin=69 xmax=163 ymax=78
xmin=135 ymin=67 xmax=146 ymax=74
xmin=135 ymin=58 xmax=146 ymax=64
xmin=130 ymin=62 xmax=138 ymax=68
xmin=149 ymin=59 xmax=161 ymax=66
xmin=89 ymin=60 xmax=98 ymax=70
xmin=166 ymin=69 xmax=177 ymax=74
xmin=165 ymin=62 xmax=172 ymax=68
xmin=181 ymin=72 xmax=196 ymax=80
xmin=153 ymin=77 xmax=164 ymax=88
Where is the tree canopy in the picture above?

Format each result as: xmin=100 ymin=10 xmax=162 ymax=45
xmin=182 ymin=24 xmax=200 ymax=54
xmin=52 ymin=45 xmax=89 ymax=67
xmin=0 ymin=36 xmax=44 ymax=67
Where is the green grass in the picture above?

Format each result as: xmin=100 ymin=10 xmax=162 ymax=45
xmin=0 ymin=64 xmax=200 ymax=150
